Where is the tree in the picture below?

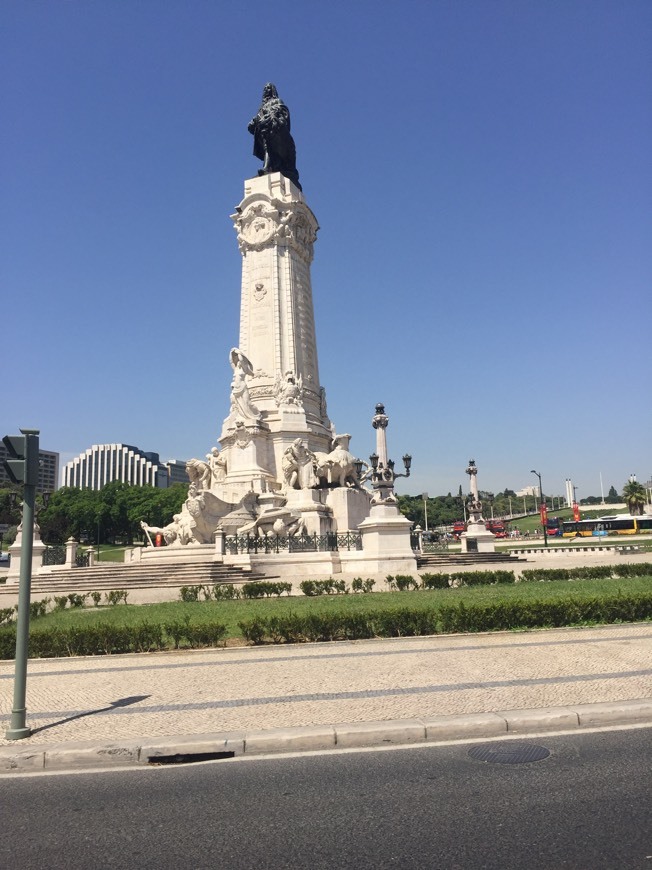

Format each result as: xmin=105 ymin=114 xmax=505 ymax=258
xmin=621 ymin=479 xmax=647 ymax=516
xmin=37 ymin=482 xmax=190 ymax=545
xmin=608 ymin=486 xmax=618 ymax=499
xmin=0 ymin=487 xmax=22 ymax=527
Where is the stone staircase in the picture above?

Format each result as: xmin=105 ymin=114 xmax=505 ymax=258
xmin=26 ymin=561 xmax=268 ymax=595
xmin=417 ymin=551 xmax=525 ymax=570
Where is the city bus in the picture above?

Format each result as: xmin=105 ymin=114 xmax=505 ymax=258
xmin=451 ymin=521 xmax=466 ymax=540
xmin=561 ymin=515 xmax=652 ymax=537
xmin=451 ymin=520 xmax=508 ymax=539
xmin=546 ymin=517 xmax=563 ymax=537
xmin=485 ymin=520 xmax=507 ymax=538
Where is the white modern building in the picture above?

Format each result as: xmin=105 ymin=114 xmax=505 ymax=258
xmin=63 ymin=444 xmax=169 ymax=490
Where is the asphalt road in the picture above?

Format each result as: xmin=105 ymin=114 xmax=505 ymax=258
xmin=2 ymin=728 xmax=650 ymax=869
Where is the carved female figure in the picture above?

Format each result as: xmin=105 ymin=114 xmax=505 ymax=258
xmin=229 ymin=348 xmax=261 ymax=422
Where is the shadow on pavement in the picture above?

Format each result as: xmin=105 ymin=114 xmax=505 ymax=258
xmin=31 ymin=695 xmax=151 ymax=735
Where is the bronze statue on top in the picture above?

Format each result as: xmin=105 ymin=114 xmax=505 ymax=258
xmin=248 ymin=83 xmax=301 ymax=190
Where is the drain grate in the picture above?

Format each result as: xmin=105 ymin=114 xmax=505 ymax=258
xmin=468 ymin=742 xmax=550 ymax=765
xmin=147 ymin=751 xmax=235 ymax=765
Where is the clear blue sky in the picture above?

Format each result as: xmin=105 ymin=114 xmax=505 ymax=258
xmin=2 ymin=1 xmax=650 ymax=501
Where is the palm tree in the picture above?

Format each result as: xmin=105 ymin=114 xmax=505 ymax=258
xmin=622 ymin=479 xmax=647 ymax=516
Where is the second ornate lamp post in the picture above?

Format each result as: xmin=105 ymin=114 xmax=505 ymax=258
xmin=366 ymin=404 xmax=411 ymax=505
xmin=531 ymin=469 xmax=548 ymax=548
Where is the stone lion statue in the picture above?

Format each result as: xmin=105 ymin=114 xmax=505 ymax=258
xmin=313 ymin=434 xmax=360 ymax=488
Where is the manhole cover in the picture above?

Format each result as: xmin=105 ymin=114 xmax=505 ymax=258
xmin=468 ymin=742 xmax=550 ymax=764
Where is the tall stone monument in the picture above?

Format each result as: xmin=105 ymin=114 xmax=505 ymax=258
xmin=141 ymin=84 xmax=370 ymax=546
xmin=460 ymin=459 xmax=496 ymax=553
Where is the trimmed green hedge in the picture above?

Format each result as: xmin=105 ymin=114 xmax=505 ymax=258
xmin=180 ymin=581 xmax=293 ymax=601
xmin=300 ymin=579 xmax=348 ymax=596
xmin=238 ymin=591 xmax=652 ymax=644
xmin=0 ymin=618 xmax=227 ymax=659
xmin=450 ymin=570 xmax=516 ymax=586
xmin=520 ymin=563 xmax=652 ymax=583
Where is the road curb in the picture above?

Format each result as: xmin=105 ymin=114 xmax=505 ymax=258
xmin=1 ymin=699 xmax=651 ymax=773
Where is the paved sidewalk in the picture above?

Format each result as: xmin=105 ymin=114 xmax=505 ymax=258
xmin=1 ymin=623 xmax=651 ymax=770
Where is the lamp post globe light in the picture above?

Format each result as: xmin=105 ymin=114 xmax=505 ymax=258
xmin=530 ymin=469 xmax=549 ymax=548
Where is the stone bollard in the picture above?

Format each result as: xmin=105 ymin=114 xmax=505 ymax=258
xmin=214 ymin=529 xmax=225 ymax=562
xmin=86 ymin=547 xmax=96 ymax=567
xmin=65 ymin=537 xmax=78 ymax=568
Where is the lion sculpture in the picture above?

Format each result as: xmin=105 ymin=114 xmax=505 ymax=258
xmin=313 ymin=434 xmax=359 ymax=488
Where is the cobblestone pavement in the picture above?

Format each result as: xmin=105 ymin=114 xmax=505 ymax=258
xmin=1 ymin=624 xmax=650 ymax=747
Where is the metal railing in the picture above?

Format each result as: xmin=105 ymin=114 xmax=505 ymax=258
xmin=224 ymin=532 xmax=361 ymax=555
xmin=422 ymin=540 xmax=450 ymax=553
xmin=42 ymin=546 xmax=66 ymax=566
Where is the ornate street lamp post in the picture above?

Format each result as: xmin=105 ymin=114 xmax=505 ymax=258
xmin=531 ymin=469 xmax=548 ymax=548
xmin=357 ymin=404 xmax=411 ymax=505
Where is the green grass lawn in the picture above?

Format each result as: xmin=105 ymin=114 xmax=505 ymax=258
xmin=96 ymin=544 xmax=131 ymax=563
xmin=496 ymin=536 xmax=652 ymax=552
xmin=29 ymin=574 xmax=652 ymax=640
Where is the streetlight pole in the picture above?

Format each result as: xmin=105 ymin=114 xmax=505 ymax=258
xmin=422 ymin=492 xmax=429 ymax=535
xmin=531 ymin=469 xmax=549 ymax=548
xmin=356 ymin=404 xmax=412 ymax=507
xmin=3 ymin=428 xmax=40 ymax=740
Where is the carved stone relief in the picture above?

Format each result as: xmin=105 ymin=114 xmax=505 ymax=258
xmin=234 ymin=421 xmax=253 ymax=449
xmin=274 ymin=370 xmax=304 ymax=408
xmin=234 ymin=200 xmax=317 ymax=262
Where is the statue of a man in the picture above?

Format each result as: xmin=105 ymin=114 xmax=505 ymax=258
xmin=282 ymin=438 xmax=317 ymax=490
xmin=186 ymin=458 xmax=212 ymax=491
xmin=206 ymin=446 xmax=227 ymax=483
xmin=248 ymin=83 xmax=301 ymax=190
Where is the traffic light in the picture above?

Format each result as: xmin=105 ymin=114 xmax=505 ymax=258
xmin=2 ymin=429 xmax=40 ymax=486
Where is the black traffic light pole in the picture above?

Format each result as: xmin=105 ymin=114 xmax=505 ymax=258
xmin=3 ymin=428 xmax=39 ymax=740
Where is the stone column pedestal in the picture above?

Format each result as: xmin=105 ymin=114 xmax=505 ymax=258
xmin=7 ymin=526 xmax=46 ymax=584
xmin=326 ymin=488 xmax=371 ymax=533
xmin=461 ymin=522 xmax=496 ymax=553
xmin=284 ymin=488 xmax=333 ymax=535
xmin=357 ymin=503 xmax=417 ymax=573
